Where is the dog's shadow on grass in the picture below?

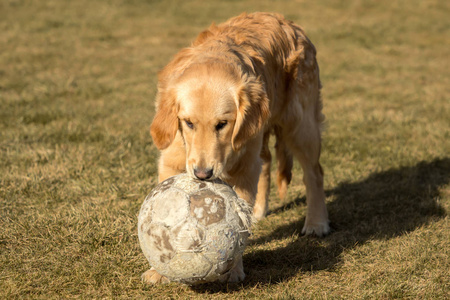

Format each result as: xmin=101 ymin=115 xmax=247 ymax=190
xmin=191 ymin=157 xmax=449 ymax=293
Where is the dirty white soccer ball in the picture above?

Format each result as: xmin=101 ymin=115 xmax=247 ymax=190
xmin=138 ymin=173 xmax=253 ymax=285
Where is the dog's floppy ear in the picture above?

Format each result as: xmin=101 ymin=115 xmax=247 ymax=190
xmin=232 ymin=75 xmax=270 ymax=151
xmin=150 ymin=48 xmax=194 ymax=150
xmin=150 ymin=88 xmax=179 ymax=150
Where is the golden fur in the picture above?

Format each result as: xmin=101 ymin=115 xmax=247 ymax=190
xmin=147 ymin=12 xmax=329 ymax=284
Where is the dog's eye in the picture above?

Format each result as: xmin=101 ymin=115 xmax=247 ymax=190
xmin=215 ymin=121 xmax=227 ymax=131
xmin=185 ymin=120 xmax=194 ymax=129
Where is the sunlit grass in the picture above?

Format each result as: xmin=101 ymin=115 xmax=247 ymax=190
xmin=1 ymin=0 xmax=449 ymax=298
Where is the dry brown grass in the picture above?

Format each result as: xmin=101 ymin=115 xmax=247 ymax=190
xmin=1 ymin=0 xmax=449 ymax=298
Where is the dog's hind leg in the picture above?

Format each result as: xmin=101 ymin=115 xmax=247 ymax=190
xmin=274 ymin=126 xmax=293 ymax=200
xmin=253 ymin=131 xmax=271 ymax=220
xmin=284 ymin=114 xmax=329 ymax=236
xmin=282 ymin=70 xmax=329 ymax=236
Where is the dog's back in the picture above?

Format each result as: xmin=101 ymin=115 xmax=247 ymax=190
xmin=189 ymin=13 xmax=322 ymax=126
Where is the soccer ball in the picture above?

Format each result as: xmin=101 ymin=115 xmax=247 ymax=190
xmin=138 ymin=173 xmax=253 ymax=285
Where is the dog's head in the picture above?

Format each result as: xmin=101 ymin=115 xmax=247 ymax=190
xmin=150 ymin=62 xmax=269 ymax=180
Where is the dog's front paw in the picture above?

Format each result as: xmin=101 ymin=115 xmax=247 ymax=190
xmin=301 ymin=220 xmax=330 ymax=237
xmin=227 ymin=267 xmax=246 ymax=283
xmin=219 ymin=257 xmax=245 ymax=283
xmin=225 ymin=257 xmax=245 ymax=283
xmin=141 ymin=268 xmax=170 ymax=284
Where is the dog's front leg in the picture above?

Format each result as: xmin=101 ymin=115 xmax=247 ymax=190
xmin=221 ymin=154 xmax=262 ymax=282
xmin=157 ymin=132 xmax=186 ymax=182
xmin=142 ymin=134 xmax=187 ymax=284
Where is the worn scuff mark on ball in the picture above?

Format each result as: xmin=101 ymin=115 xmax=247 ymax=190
xmin=189 ymin=190 xmax=226 ymax=226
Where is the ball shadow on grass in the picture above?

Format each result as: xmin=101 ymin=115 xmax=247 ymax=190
xmin=191 ymin=157 xmax=449 ymax=293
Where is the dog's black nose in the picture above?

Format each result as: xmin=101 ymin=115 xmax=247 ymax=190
xmin=194 ymin=168 xmax=213 ymax=180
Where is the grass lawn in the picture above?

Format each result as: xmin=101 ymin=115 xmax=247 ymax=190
xmin=1 ymin=0 xmax=449 ymax=298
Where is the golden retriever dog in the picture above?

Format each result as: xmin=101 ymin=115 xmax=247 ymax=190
xmin=145 ymin=12 xmax=329 ymax=284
